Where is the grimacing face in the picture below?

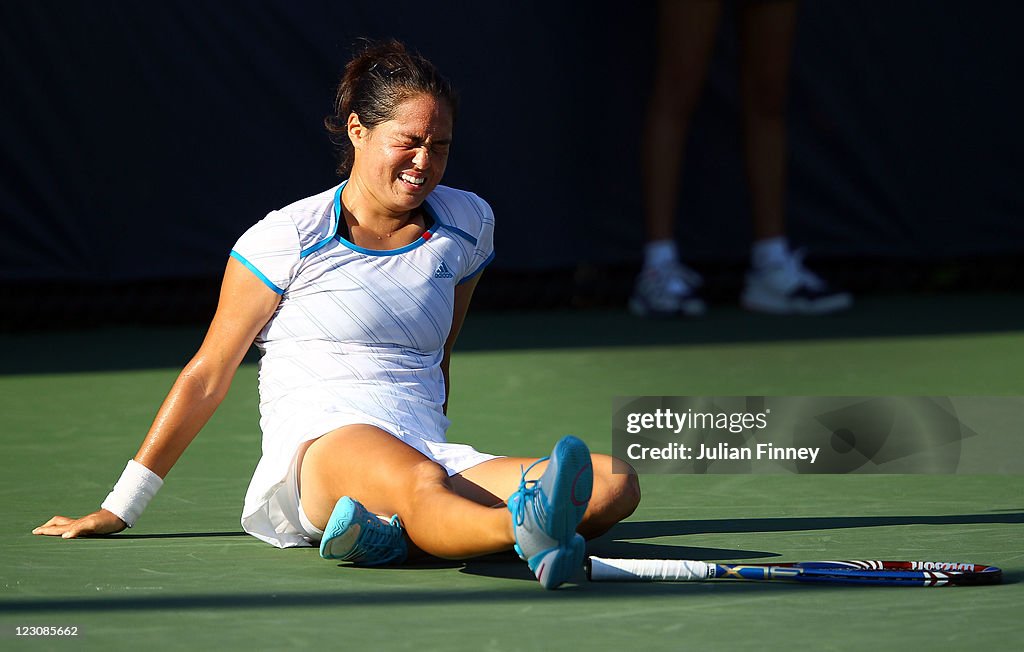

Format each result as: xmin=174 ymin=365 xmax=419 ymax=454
xmin=348 ymin=93 xmax=453 ymax=216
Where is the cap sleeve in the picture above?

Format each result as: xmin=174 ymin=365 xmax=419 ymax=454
xmin=229 ymin=211 xmax=302 ymax=294
xmin=458 ymin=194 xmax=495 ymax=285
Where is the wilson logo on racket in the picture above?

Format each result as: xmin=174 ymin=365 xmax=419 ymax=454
xmin=909 ymin=561 xmax=975 ymax=571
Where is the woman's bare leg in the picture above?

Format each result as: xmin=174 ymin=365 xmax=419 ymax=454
xmin=453 ymin=454 xmax=640 ymax=539
xmin=299 ymin=425 xmax=513 ymax=559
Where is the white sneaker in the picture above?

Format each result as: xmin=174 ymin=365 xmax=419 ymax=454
xmin=629 ymin=262 xmax=706 ymax=317
xmin=741 ymin=249 xmax=852 ymax=315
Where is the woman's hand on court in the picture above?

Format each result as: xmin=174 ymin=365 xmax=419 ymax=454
xmin=32 ymin=510 xmax=127 ymax=538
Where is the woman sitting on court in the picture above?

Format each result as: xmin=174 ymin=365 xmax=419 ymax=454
xmin=33 ymin=39 xmax=640 ymax=590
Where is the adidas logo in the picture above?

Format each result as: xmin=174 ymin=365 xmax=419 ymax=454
xmin=433 ymin=261 xmax=454 ymax=279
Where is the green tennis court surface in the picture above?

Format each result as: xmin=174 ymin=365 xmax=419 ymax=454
xmin=3 ymin=295 xmax=1022 ymax=650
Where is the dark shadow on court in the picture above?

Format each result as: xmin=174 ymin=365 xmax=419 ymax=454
xmin=5 ymin=570 xmax=978 ymax=615
xmin=574 ymin=511 xmax=1024 ymax=563
xmin=585 ymin=541 xmax=780 ymax=562
xmin=602 ymin=511 xmax=1024 ymax=543
xmin=458 ymin=294 xmax=1024 ymax=353
xmin=457 ymin=544 xmax=779 ymax=584
xmin=3 ymin=294 xmax=1023 ymax=375
xmin=113 ymin=531 xmax=250 ymax=540
xmin=326 ymin=557 xmax=467 ymax=571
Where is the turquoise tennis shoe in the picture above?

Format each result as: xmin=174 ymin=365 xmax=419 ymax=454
xmin=319 ymin=496 xmax=408 ymax=566
xmin=508 ymin=435 xmax=594 ymax=589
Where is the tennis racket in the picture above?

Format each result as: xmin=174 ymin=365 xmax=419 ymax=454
xmin=586 ymin=557 xmax=1002 ymax=586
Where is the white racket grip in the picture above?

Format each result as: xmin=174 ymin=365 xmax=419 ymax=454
xmin=587 ymin=557 xmax=712 ymax=582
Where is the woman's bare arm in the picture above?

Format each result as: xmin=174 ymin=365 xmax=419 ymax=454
xmin=33 ymin=257 xmax=281 ymax=538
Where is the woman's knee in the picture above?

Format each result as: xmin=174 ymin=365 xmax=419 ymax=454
xmin=580 ymin=456 xmax=640 ymax=538
xmin=600 ymin=466 xmax=642 ymax=520
xmin=299 ymin=425 xmax=448 ymax=521
xmin=406 ymin=459 xmax=454 ymax=498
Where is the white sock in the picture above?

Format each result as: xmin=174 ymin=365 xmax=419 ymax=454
xmin=751 ymin=236 xmax=790 ymax=270
xmin=644 ymin=239 xmax=679 ymax=269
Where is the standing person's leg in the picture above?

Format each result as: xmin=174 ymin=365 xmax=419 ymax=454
xmin=633 ymin=0 xmax=722 ymax=317
xmin=644 ymin=0 xmax=723 ymax=243
xmin=737 ymin=0 xmax=852 ymax=314
xmin=738 ymin=0 xmax=798 ymax=245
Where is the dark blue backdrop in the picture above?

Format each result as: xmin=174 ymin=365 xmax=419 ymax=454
xmin=2 ymin=1 xmax=1021 ymax=283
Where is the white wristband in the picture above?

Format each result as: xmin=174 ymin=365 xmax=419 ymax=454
xmin=100 ymin=459 xmax=164 ymax=527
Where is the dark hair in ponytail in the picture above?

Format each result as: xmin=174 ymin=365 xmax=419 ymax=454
xmin=325 ymin=39 xmax=459 ymax=176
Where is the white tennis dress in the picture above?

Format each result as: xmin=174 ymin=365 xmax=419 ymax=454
xmin=230 ymin=181 xmax=496 ymax=548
